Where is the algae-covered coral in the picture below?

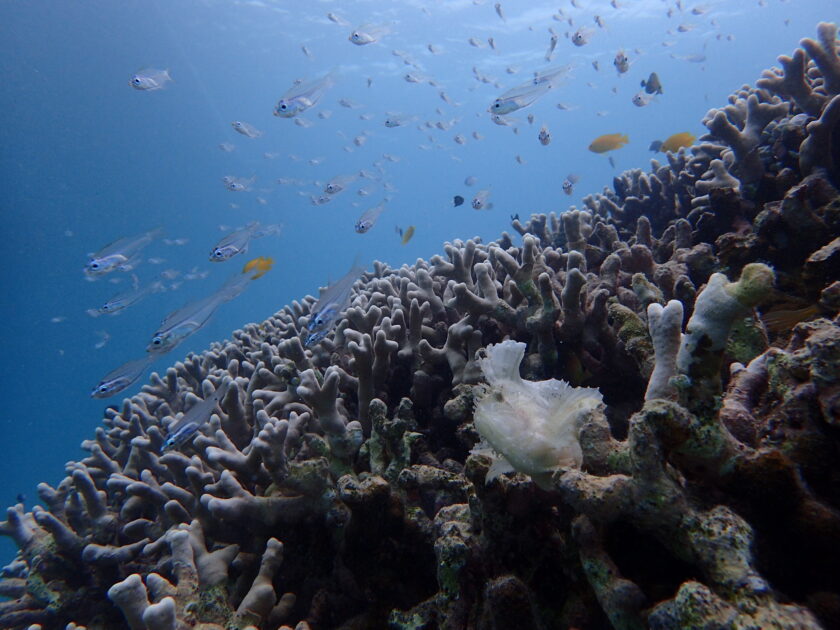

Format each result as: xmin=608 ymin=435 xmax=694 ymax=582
xmin=2 ymin=22 xmax=840 ymax=630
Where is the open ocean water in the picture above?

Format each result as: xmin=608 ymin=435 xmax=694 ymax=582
xmin=0 ymin=0 xmax=833 ymax=565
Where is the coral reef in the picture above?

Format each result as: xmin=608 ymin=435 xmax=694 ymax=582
xmin=3 ymin=21 xmax=840 ymax=630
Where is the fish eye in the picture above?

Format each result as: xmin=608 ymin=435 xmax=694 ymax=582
xmin=279 ymin=103 xmax=287 ymax=110
xmin=90 ymin=262 xmax=99 ymax=269
xmin=98 ymin=385 xmax=108 ymax=393
xmin=132 ymin=77 xmax=141 ymax=84
xmin=152 ymin=337 xmax=162 ymax=345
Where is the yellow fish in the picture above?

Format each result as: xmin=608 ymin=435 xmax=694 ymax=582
xmin=242 ymin=256 xmax=274 ymax=279
xmin=659 ymin=132 xmax=695 ymax=153
xmin=588 ymin=133 xmax=629 ymax=153
xmin=401 ymin=226 xmax=415 ymax=245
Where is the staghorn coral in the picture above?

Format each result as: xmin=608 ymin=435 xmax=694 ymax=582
xmin=2 ymin=21 xmax=840 ymax=630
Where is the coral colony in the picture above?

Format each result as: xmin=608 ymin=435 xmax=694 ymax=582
xmin=3 ymin=22 xmax=840 ymax=630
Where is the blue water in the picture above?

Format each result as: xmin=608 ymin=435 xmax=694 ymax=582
xmin=0 ymin=0 xmax=831 ymax=563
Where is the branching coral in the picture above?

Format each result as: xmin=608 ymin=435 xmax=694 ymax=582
xmin=2 ymin=20 xmax=840 ymax=630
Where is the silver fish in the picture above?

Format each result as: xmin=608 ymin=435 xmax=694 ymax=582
xmin=355 ymin=200 xmax=387 ymax=233
xmin=562 ymin=173 xmax=580 ymax=195
xmin=325 ymin=174 xmax=358 ymax=195
xmin=545 ymin=34 xmax=559 ymax=61
xmin=231 ymin=121 xmax=263 ymax=138
xmin=349 ymin=24 xmax=390 ymax=45
xmin=161 ymin=379 xmax=231 ymax=451
xmin=274 ymin=73 xmax=335 ymax=117
xmin=632 ymin=90 xmax=655 ymax=107
xmin=96 ymin=275 xmax=165 ymax=315
xmin=210 ymin=222 xmax=279 ymax=262
xmin=311 ymin=194 xmax=332 ymax=206
xmin=90 ymin=355 xmax=154 ymax=398
xmin=222 ymin=175 xmax=255 ymax=192
xmin=327 ymin=12 xmax=349 ymax=26
xmin=147 ymin=273 xmax=254 ymax=354
xmin=129 ymin=68 xmax=172 ymax=91
xmin=489 ymin=65 xmax=570 ymax=115
xmin=538 ymin=125 xmax=551 ymax=146
xmin=306 ymin=261 xmax=365 ymax=346
xmin=85 ymin=227 xmax=163 ymax=276
xmin=614 ymin=50 xmax=630 ymax=74
xmin=571 ymin=27 xmax=593 ymax=46
xmin=472 ymin=189 xmax=491 ymax=210
xmin=384 ymin=113 xmax=415 ymax=128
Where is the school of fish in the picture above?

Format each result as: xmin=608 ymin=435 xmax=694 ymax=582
xmin=89 ymin=0 xmax=746 ymax=448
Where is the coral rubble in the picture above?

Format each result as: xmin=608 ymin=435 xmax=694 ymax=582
xmin=3 ymin=21 xmax=840 ymax=630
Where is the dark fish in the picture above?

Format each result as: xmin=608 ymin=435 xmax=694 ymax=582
xmin=453 ymin=195 xmax=465 ymax=207
xmin=649 ymin=140 xmax=663 ymax=152
xmin=641 ymin=72 xmax=663 ymax=95
xmin=16 ymin=494 xmax=26 ymax=505
xmin=511 ymin=213 xmax=520 ymax=221
xmin=609 ymin=156 xmax=616 ymax=169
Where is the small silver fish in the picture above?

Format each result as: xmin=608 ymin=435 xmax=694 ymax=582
xmin=538 ymin=125 xmax=551 ymax=146
xmin=85 ymin=227 xmax=164 ymax=276
xmin=274 ymin=73 xmax=335 ymax=117
xmin=632 ymin=90 xmax=655 ymax=107
xmin=325 ymin=174 xmax=358 ymax=195
xmin=472 ymin=189 xmax=491 ymax=210
xmin=562 ymin=173 xmax=580 ymax=195
xmin=219 ymin=142 xmax=236 ymax=152
xmin=494 ymin=3 xmax=506 ymax=21
xmin=545 ymin=34 xmax=559 ymax=61
xmin=327 ymin=12 xmax=349 ymax=25
xmin=162 ymin=379 xmax=231 ymax=451
xmin=210 ymin=222 xmax=279 ymax=262
xmin=222 ymin=175 xmax=255 ymax=192
xmin=465 ymin=176 xmax=478 ymax=186
xmin=614 ymin=50 xmax=630 ymax=74
xmin=129 ymin=68 xmax=172 ymax=91
xmin=355 ymin=200 xmax=387 ymax=233
xmin=231 ymin=121 xmax=263 ymax=138
xmin=96 ymin=275 xmax=165 ymax=315
xmin=349 ymin=24 xmax=390 ymax=45
xmin=306 ymin=261 xmax=365 ymax=346
xmin=384 ymin=113 xmax=414 ymax=128
xmin=147 ymin=272 xmax=255 ymax=354
xmin=571 ymin=27 xmax=593 ymax=46
xmin=90 ymin=355 xmax=153 ymax=398
xmin=489 ymin=65 xmax=570 ymax=115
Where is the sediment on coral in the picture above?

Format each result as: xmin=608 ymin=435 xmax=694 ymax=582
xmin=2 ymin=21 xmax=840 ymax=630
